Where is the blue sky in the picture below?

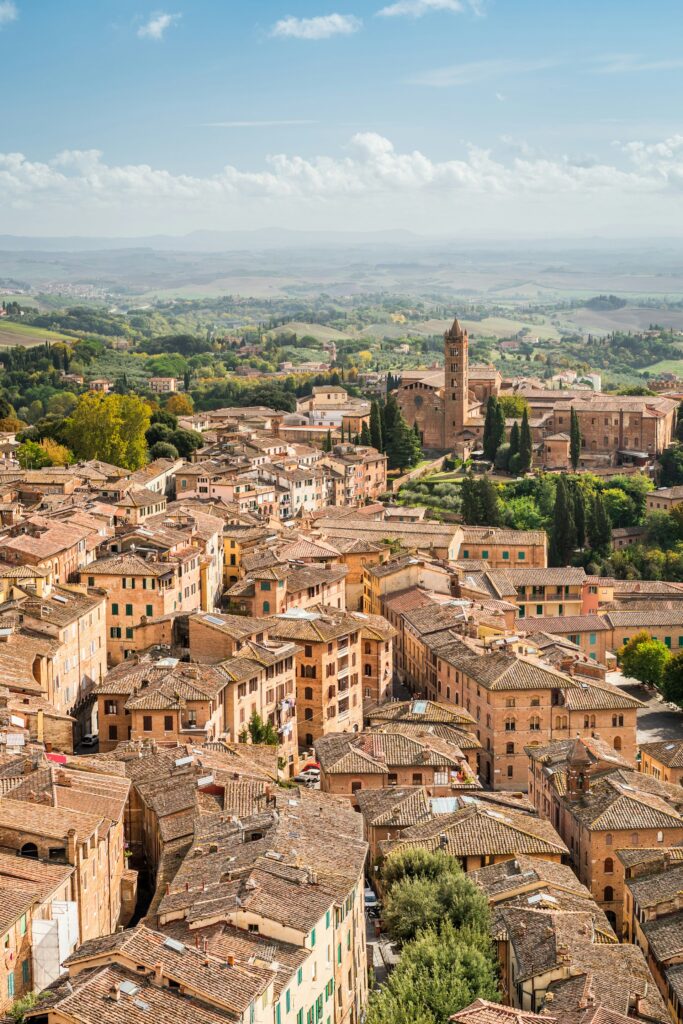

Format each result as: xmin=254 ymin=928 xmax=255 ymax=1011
xmin=2 ymin=0 xmax=683 ymax=237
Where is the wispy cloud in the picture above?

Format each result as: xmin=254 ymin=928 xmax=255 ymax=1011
xmin=202 ymin=120 xmax=319 ymax=128
xmin=137 ymin=11 xmax=181 ymax=40
xmin=592 ymin=53 xmax=683 ymax=74
xmin=270 ymin=13 xmax=361 ymax=40
xmin=377 ymin=0 xmax=480 ymax=17
xmin=0 ymin=1 xmax=18 ymax=27
xmin=410 ymin=56 xmax=559 ymax=87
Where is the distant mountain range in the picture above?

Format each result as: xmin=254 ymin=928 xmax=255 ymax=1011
xmin=1 ymin=229 xmax=681 ymax=255
xmin=0 ymin=228 xmax=428 ymax=253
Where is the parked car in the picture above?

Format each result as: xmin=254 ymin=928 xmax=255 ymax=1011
xmin=294 ymin=767 xmax=321 ymax=785
xmin=364 ymin=886 xmax=379 ymax=916
xmin=80 ymin=734 xmax=98 ymax=747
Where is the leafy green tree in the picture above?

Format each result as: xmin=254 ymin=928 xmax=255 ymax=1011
xmin=151 ymin=409 xmax=178 ymax=430
xmin=146 ymin=423 xmax=173 ymax=446
xmin=498 ymin=394 xmax=529 ymax=418
xmin=645 ymin=510 xmax=679 ymax=549
xmin=602 ymin=488 xmax=637 ymax=528
xmin=381 ymin=848 xmax=459 ymax=889
xmin=244 ymin=711 xmax=278 ymax=746
xmin=549 ymin=476 xmax=576 ymax=566
xmin=662 ymin=653 xmax=683 ymax=705
xmin=494 ymin=443 xmax=511 ymax=472
xmin=588 ymin=491 xmax=612 ymax=554
xmin=618 ymin=631 xmax=671 ymax=687
xmin=64 ymin=393 xmax=151 ymax=470
xmin=659 ymin=444 xmax=683 ymax=486
xmin=461 ymin=475 xmax=480 ymax=525
xmin=366 ymin=922 xmax=499 ymax=1024
xmin=383 ymin=870 xmax=491 ymax=943
xmin=16 ymin=439 xmax=52 ymax=469
xmin=519 ymin=407 xmax=533 ymax=472
xmin=370 ymin=399 xmax=383 ymax=451
xmin=570 ymin=407 xmax=581 ymax=470
xmin=150 ymin=441 xmax=180 ymax=460
xmin=169 ymin=429 xmax=203 ymax=458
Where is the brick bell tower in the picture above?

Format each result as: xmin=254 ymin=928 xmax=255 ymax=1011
xmin=444 ymin=317 xmax=469 ymax=445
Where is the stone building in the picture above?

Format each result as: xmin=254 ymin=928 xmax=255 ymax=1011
xmin=396 ymin=317 xmax=677 ymax=462
xmin=526 ymin=738 xmax=683 ymax=932
xmin=639 ymin=740 xmax=683 ymax=786
xmin=315 ymin=729 xmax=479 ymax=804
xmin=266 ymin=607 xmax=367 ymax=746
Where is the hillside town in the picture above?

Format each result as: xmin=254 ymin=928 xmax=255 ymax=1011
xmin=2 ymin=318 xmax=683 ymax=1024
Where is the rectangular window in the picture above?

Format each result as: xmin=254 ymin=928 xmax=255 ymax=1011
xmin=109 ymin=627 xmax=121 ymax=639
xmin=665 ymin=636 xmax=672 ymax=648
xmin=502 ymin=551 xmax=509 ymax=560
xmin=111 ymin=602 xmax=119 ymax=615
xmin=7 ymin=974 xmax=14 ymax=998
xmin=310 ymin=928 xmax=316 ymax=948
xmin=297 ymin=968 xmax=303 ymax=985
xmin=88 ymin=577 xmax=95 ymax=587
xmin=326 ymin=910 xmax=331 ymax=928
xmin=125 ymin=603 xmax=133 ymax=616
xmin=261 ymin=581 xmax=271 ymax=591
xmin=146 ymin=604 xmax=153 ymax=617
xmin=109 ymin=725 xmax=117 ymax=740
xmin=164 ymin=715 xmax=173 ymax=731
xmin=19 ymin=915 xmax=26 ymax=936
xmin=276 ymin=1006 xmax=281 ymax=1024
xmin=143 ymin=715 xmax=152 ymax=732
xmin=481 ymin=550 xmax=489 ymax=560
xmin=517 ymin=551 xmax=526 ymax=560
xmin=298 ymin=1012 xmax=304 ymax=1024
xmin=536 ymin=605 xmax=543 ymax=615
xmin=286 ymin=992 xmax=291 ymax=1013
xmin=125 ymin=627 xmax=133 ymax=639
xmin=589 ymin=633 xmax=596 ymax=645
xmin=462 ymin=550 xmax=469 ymax=559
xmin=21 ymin=960 xmax=29 ymax=985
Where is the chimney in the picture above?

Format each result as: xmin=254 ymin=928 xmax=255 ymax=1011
xmin=227 ymin=954 xmax=235 ymax=967
xmin=66 ymin=827 xmax=77 ymax=865
xmin=110 ymin=984 xmax=120 ymax=1002
xmin=153 ymin=962 xmax=163 ymax=985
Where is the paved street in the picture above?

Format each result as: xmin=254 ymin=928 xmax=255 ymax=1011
xmin=608 ymin=671 xmax=683 ymax=744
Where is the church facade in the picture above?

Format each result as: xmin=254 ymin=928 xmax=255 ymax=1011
xmin=396 ymin=317 xmax=677 ymax=467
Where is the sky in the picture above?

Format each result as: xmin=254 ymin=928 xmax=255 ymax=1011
xmin=2 ymin=0 xmax=683 ymax=239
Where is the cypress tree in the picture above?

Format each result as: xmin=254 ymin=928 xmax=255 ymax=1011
xmin=360 ymin=421 xmax=371 ymax=446
xmin=572 ymin=480 xmax=586 ymax=548
xmin=461 ymin=474 xmax=480 ymax=525
xmin=570 ymin=407 xmax=581 ymax=470
xmin=323 ymin=429 xmax=332 ymax=452
xmin=549 ymin=476 xmax=577 ymax=566
xmin=519 ymin=408 xmax=533 ymax=473
xmin=494 ymin=402 xmax=506 ymax=455
xmin=676 ymin=401 xmax=683 ymax=443
xmin=589 ymin=492 xmax=612 ymax=554
xmin=477 ymin=477 xmax=501 ymax=526
xmin=340 ymin=422 xmax=345 ymax=443
xmin=370 ymin=399 xmax=383 ymax=451
xmin=482 ymin=397 xmax=498 ymax=462
xmin=509 ymin=421 xmax=520 ymax=460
